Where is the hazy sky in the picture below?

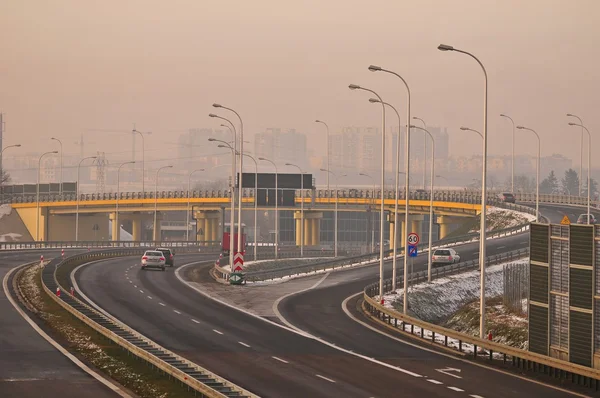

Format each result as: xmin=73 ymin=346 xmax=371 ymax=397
xmin=0 ymin=0 xmax=598 ymax=165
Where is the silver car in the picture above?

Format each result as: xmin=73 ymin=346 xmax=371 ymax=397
xmin=141 ymin=250 xmax=166 ymax=271
xmin=431 ymin=248 xmax=461 ymax=266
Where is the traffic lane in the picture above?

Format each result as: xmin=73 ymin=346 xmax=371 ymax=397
xmin=522 ymin=203 xmax=600 ymax=224
xmin=0 ymin=255 xmax=119 ymax=398
xmin=279 ymin=276 xmax=572 ymax=397
xmin=77 ymin=256 xmax=459 ymax=398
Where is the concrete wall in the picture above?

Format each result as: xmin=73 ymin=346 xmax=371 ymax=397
xmin=47 ymin=213 xmax=109 ymax=241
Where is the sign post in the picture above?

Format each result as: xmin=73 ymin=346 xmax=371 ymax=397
xmin=407 ymin=233 xmax=420 ymax=297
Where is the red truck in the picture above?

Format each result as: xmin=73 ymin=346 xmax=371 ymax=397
xmin=222 ymin=224 xmax=247 ymax=254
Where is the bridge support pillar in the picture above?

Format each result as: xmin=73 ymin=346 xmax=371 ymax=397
xmin=410 ymin=215 xmax=424 ymax=242
xmin=193 ymin=210 xmax=221 ymax=245
xmin=437 ymin=215 xmax=459 ymax=239
xmin=301 ymin=211 xmax=323 ymax=247
xmin=132 ymin=216 xmax=142 ymax=241
xmin=109 ymin=212 xmax=119 ymax=241
xmin=152 ymin=212 xmax=163 ymax=242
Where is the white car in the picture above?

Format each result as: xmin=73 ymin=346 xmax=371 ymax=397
xmin=431 ymin=248 xmax=461 ymax=266
xmin=141 ymin=250 xmax=166 ymax=271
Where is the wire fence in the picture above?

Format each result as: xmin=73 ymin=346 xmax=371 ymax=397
xmin=503 ymin=262 xmax=529 ymax=316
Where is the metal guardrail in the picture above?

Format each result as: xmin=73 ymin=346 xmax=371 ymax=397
xmin=362 ymin=250 xmax=600 ymax=392
xmin=0 ymin=240 xmax=222 ymax=251
xmin=40 ymin=250 xmax=258 ymax=398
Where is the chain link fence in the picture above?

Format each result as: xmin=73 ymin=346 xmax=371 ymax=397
xmin=503 ymin=262 xmax=529 ymax=315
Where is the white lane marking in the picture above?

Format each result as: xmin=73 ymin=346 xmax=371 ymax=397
xmin=213 ymin=329 xmax=223 ymax=335
xmin=134 ymin=285 xmax=137 ymax=288
xmin=139 ymin=290 xmax=144 ymax=293
xmin=191 ymin=319 xmax=200 ymax=324
xmin=176 ymin=262 xmax=423 ymax=379
xmin=448 ymin=386 xmax=464 ymax=392
xmin=147 ymin=296 xmax=152 ymax=300
xmin=427 ymin=379 xmax=443 ymax=385
xmin=129 ymin=281 xmax=132 ymax=283
xmin=238 ymin=341 xmax=251 ymax=348
xmin=497 ymin=246 xmax=506 ymax=249
xmin=272 ymin=356 xmax=288 ymax=364
xmin=470 ymin=395 xmax=485 ymax=398
xmin=436 ymin=367 xmax=462 ymax=379
xmin=159 ymin=302 xmax=166 ymax=306
xmin=173 ymin=310 xmax=181 ymax=314
xmin=315 ymin=374 xmax=336 ymax=383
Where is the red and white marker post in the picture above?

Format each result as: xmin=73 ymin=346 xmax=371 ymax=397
xmin=233 ymin=252 xmax=244 ymax=272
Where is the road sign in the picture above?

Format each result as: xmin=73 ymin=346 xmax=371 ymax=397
xmin=408 ymin=245 xmax=418 ymax=257
xmin=407 ymin=232 xmax=420 ymax=245
xmin=230 ymin=272 xmax=244 ymax=285
xmin=560 ymin=215 xmax=571 ymax=225
xmin=233 ymin=252 xmax=244 ymax=272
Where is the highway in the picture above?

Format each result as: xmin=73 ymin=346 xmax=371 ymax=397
xmin=0 ymin=249 xmax=121 ymax=398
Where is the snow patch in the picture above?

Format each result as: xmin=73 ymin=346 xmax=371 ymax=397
xmin=0 ymin=204 xmax=11 ymax=219
xmin=0 ymin=233 xmax=23 ymax=242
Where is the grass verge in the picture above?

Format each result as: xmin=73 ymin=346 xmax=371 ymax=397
xmin=16 ymin=263 xmax=198 ymax=398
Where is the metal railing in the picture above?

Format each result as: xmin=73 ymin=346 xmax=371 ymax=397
xmin=0 ymin=240 xmax=222 ymax=251
xmin=362 ymin=250 xmax=600 ymax=392
xmin=40 ymin=249 xmax=257 ymax=398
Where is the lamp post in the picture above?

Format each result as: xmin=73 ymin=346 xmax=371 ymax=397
xmin=286 ymin=163 xmax=305 ymax=257
xmin=567 ymin=114 xmax=584 ymax=196
xmin=320 ymin=169 xmax=346 ymax=257
xmin=210 ymin=138 xmax=236 ymax=268
xmin=516 ymin=126 xmax=541 ymax=222
xmin=438 ymin=43 xmax=488 ymax=339
xmin=349 ymin=83 xmax=386 ymax=300
xmin=315 ymin=120 xmax=330 ymax=191
xmin=50 ymin=137 xmax=63 ymax=195
xmin=1 ymin=144 xmax=21 ymax=203
xmin=153 ymin=165 xmax=173 ymax=242
xmin=115 ymin=161 xmax=135 ymax=242
xmin=500 ymin=114 xmax=516 ymax=193
xmin=132 ymin=129 xmax=151 ymax=195
xmin=460 ymin=126 xmax=483 ymax=139
xmin=213 ymin=104 xmax=245 ymax=260
xmin=410 ymin=125 xmax=436 ymax=282
xmin=75 ymin=156 xmax=97 ymax=241
xmin=259 ymin=157 xmax=278 ymax=258
xmin=359 ymin=172 xmax=376 ymax=252
xmin=568 ymin=122 xmax=592 ymax=222
xmin=413 ymin=117 xmax=427 ymax=190
xmin=368 ymin=64 xmax=412 ymax=307
xmin=36 ymin=151 xmax=58 ymax=241
xmin=369 ymin=97 xmax=402 ymax=288
xmin=187 ymin=169 xmax=205 ymax=241
xmin=244 ymin=153 xmax=259 ymax=260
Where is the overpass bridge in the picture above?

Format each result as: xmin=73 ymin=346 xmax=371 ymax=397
xmin=4 ymin=188 xmax=579 ymax=245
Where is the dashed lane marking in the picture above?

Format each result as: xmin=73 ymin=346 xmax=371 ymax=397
xmin=147 ymin=296 xmax=152 ymax=300
xmin=427 ymin=379 xmax=443 ymax=385
xmin=315 ymin=374 xmax=336 ymax=383
xmin=272 ymin=356 xmax=288 ymax=364
xmin=238 ymin=342 xmax=251 ymax=348
xmin=213 ymin=329 xmax=223 ymax=335
xmin=159 ymin=302 xmax=166 ymax=306
xmin=134 ymin=285 xmax=137 ymax=288
xmin=470 ymin=395 xmax=485 ymax=398
xmin=448 ymin=386 xmax=464 ymax=392
xmin=191 ymin=319 xmax=200 ymax=324
xmin=139 ymin=290 xmax=144 ymax=294
xmin=173 ymin=310 xmax=181 ymax=314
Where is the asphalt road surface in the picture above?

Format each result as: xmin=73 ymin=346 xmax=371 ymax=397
xmin=0 ymin=249 xmax=121 ymax=398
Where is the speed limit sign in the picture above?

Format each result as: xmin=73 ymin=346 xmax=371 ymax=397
xmin=407 ymin=232 xmax=420 ymax=245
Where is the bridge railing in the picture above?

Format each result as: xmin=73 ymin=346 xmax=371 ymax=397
xmin=0 ymin=240 xmax=222 ymax=251
xmin=362 ymin=249 xmax=600 ymax=392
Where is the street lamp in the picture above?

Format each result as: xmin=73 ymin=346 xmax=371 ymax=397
xmin=368 ymin=64 xmax=412 ymax=308
xmin=132 ymin=129 xmax=151 ymax=195
xmin=259 ymin=157 xmax=278 ymax=258
xmin=413 ymin=117 xmax=428 ymax=190
xmin=359 ymin=172 xmax=376 ymax=252
xmin=568 ymin=122 xmax=592 ymax=221
xmin=286 ymin=163 xmax=305 ymax=257
xmin=213 ymin=104 xmax=245 ymax=260
xmin=116 ymin=161 xmax=135 ymax=242
xmin=315 ymin=120 xmax=330 ymax=191
xmin=75 ymin=156 xmax=97 ymax=241
xmin=1 ymin=144 xmax=21 ymax=203
xmin=349 ymin=83 xmax=386 ymax=299
xmin=36 ymin=151 xmax=58 ymax=241
xmin=411 ymin=125 xmax=435 ymax=282
xmin=500 ymin=114 xmax=516 ymax=193
xmin=187 ymin=169 xmax=205 ymax=241
xmin=460 ymin=126 xmax=483 ymax=139
xmin=153 ymin=165 xmax=173 ymax=242
xmin=244 ymin=153 xmax=259 ymax=260
xmin=438 ymin=43 xmax=489 ymax=340
xmin=50 ymin=137 xmax=63 ymax=195
xmin=210 ymin=138 xmax=236 ymax=268
xmin=516 ymin=126 xmax=541 ymax=222
xmin=369 ymin=97 xmax=402 ymax=287
xmin=567 ymin=114 xmax=585 ymax=196
xmin=320 ymin=169 xmax=346 ymax=257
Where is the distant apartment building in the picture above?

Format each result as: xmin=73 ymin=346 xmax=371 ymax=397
xmin=254 ymin=128 xmax=308 ymax=170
